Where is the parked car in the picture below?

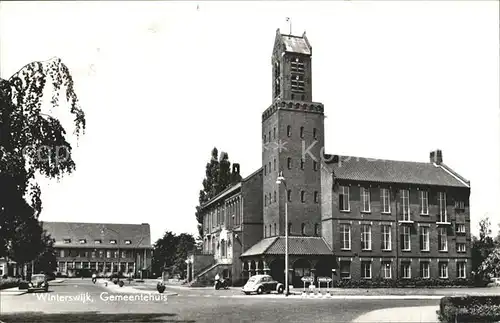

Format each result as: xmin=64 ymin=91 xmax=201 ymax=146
xmin=27 ymin=274 xmax=49 ymax=293
xmin=242 ymin=274 xmax=284 ymax=295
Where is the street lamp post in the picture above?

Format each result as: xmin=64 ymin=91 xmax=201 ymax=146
xmin=276 ymin=172 xmax=290 ymax=296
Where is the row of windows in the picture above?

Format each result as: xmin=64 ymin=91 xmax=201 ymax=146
xmin=339 ymin=260 xmax=467 ymax=279
xmin=339 ymin=186 xmax=466 ymax=223
xmin=339 ymin=224 xmax=468 ymax=253
xmin=58 ymin=249 xmax=133 ymax=259
xmin=263 ymin=126 xmax=319 ymax=144
xmin=203 ymin=238 xmax=230 ymax=257
xmin=59 ymin=262 xmax=135 ymax=272
xmin=63 ymin=239 xmax=131 ymax=245
xmin=264 ymin=222 xmax=320 ymax=237
xmin=265 ymin=190 xmax=319 ymax=206
xmin=263 ymin=157 xmax=319 ymax=176
xmin=203 ymin=200 xmax=242 ymax=232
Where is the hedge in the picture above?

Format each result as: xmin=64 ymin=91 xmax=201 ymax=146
xmin=438 ymin=296 xmax=500 ymax=322
xmin=0 ymin=278 xmax=31 ymax=290
xmin=331 ymin=277 xmax=474 ymax=288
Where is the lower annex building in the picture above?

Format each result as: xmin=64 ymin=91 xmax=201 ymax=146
xmin=42 ymin=221 xmax=152 ymax=278
xmin=186 ymin=28 xmax=472 ymax=287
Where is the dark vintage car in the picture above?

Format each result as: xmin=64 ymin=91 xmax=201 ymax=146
xmin=28 ymin=274 xmax=49 ymax=293
xmin=242 ymin=274 xmax=284 ymax=295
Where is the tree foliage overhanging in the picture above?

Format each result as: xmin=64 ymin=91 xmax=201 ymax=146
xmin=472 ymin=216 xmax=500 ymax=281
xmin=194 ymin=147 xmax=242 ymax=238
xmin=0 ymin=57 xmax=86 ymax=268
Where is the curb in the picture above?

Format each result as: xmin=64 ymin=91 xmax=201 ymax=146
xmin=230 ymin=294 xmax=444 ymax=300
xmin=0 ymin=287 xmax=28 ymax=296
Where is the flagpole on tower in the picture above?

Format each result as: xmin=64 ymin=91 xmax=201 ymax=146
xmin=286 ymin=17 xmax=292 ymax=35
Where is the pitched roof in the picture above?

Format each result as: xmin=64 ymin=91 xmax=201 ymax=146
xmin=201 ymin=168 xmax=263 ymax=209
xmin=281 ymin=35 xmax=311 ymax=55
xmin=41 ymin=221 xmax=152 ymax=249
xmin=324 ymin=155 xmax=470 ymax=188
xmin=241 ymin=237 xmax=332 ymax=257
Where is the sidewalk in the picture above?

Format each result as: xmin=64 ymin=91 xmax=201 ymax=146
xmin=0 ymin=287 xmax=26 ymax=296
xmin=352 ymin=306 xmax=440 ymax=323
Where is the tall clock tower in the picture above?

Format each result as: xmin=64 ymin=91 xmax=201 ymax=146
xmin=262 ymin=29 xmax=325 ymax=239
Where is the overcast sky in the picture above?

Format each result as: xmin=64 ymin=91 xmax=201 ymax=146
xmin=1 ymin=1 xmax=499 ymax=243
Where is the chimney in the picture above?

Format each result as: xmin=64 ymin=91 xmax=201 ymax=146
xmin=430 ymin=150 xmax=443 ymax=165
xmin=232 ymin=163 xmax=240 ymax=175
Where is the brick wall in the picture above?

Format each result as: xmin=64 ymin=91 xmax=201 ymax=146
xmin=321 ymin=166 xmax=333 ymax=249
xmin=241 ymin=169 xmax=264 ymax=254
xmin=327 ymin=180 xmax=471 ymax=280
xmin=265 ymin=108 xmax=325 ymax=236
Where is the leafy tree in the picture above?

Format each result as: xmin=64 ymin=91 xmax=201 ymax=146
xmin=478 ymin=247 xmax=500 ymax=279
xmin=151 ymin=231 xmax=195 ymax=279
xmin=173 ymin=233 xmax=196 ymax=279
xmin=194 ymin=147 xmax=241 ymax=238
xmin=151 ymin=231 xmax=178 ymax=277
xmin=34 ymin=231 xmax=57 ymax=274
xmin=0 ymin=58 xmax=85 ymax=268
xmin=471 ymin=216 xmax=496 ymax=279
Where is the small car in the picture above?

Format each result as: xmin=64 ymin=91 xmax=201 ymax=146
xmin=242 ymin=274 xmax=284 ymax=295
xmin=28 ymin=274 xmax=49 ymax=293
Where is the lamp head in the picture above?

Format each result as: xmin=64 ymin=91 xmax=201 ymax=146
xmin=276 ymin=171 xmax=286 ymax=184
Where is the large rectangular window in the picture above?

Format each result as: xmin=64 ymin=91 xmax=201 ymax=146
xmin=382 ymin=225 xmax=392 ymax=251
xmin=439 ymin=262 xmax=448 ymax=279
xmin=456 ymin=224 xmax=466 ymax=234
xmin=340 ymin=261 xmax=351 ymax=279
xmin=401 ymin=262 xmax=411 ymax=279
xmin=361 ymin=261 xmax=372 ymax=279
xmin=438 ymin=227 xmax=448 ymax=251
xmin=457 ymin=262 xmax=466 ymax=278
xmin=420 ymin=226 xmax=430 ymax=251
xmin=381 ymin=188 xmax=391 ymax=213
xmin=339 ymin=186 xmax=350 ymax=211
xmin=400 ymin=189 xmax=410 ymax=221
xmin=420 ymin=190 xmax=429 ymax=215
xmin=361 ymin=225 xmax=372 ymax=250
xmin=420 ymin=261 xmax=430 ymax=279
xmin=340 ymin=224 xmax=351 ymax=250
xmin=382 ymin=262 xmax=392 ymax=279
xmin=438 ymin=192 xmax=448 ymax=222
xmin=361 ymin=187 xmax=371 ymax=212
xmin=402 ymin=226 xmax=411 ymax=251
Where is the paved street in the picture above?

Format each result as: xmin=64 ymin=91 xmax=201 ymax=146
xmin=0 ymin=279 xmax=440 ymax=322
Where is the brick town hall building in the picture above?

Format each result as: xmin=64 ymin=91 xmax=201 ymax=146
xmin=186 ymin=29 xmax=472 ymax=287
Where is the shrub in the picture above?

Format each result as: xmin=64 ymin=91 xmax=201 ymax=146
xmin=0 ymin=278 xmax=20 ymax=290
xmin=438 ymin=296 xmax=500 ymax=323
xmin=118 ymin=281 xmax=124 ymax=287
xmin=331 ymin=278 xmax=474 ymax=289
xmin=18 ymin=280 xmax=30 ymax=290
